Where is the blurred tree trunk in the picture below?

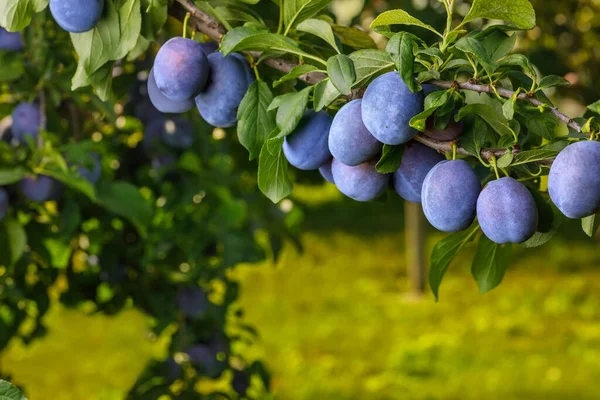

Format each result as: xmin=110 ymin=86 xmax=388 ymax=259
xmin=405 ymin=201 xmax=426 ymax=296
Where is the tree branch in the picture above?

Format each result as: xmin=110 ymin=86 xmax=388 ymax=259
xmin=171 ymin=0 xmax=578 ymax=164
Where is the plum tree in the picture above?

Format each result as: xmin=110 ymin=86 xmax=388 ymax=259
xmin=328 ymin=99 xmax=382 ymax=166
xmin=176 ymin=286 xmax=209 ymax=318
xmin=153 ymin=37 xmax=210 ymax=101
xmin=0 ymin=27 xmax=22 ymax=51
xmin=147 ymin=68 xmax=194 ymax=114
xmin=11 ymin=102 xmax=41 ymax=143
xmin=361 ymin=72 xmax=424 ymax=145
xmin=331 ymin=159 xmax=388 ymax=201
xmin=76 ymin=153 xmax=102 ymax=183
xmin=422 ymin=160 xmax=481 ymax=232
xmin=477 ymin=177 xmax=538 ymax=244
xmin=549 ymin=140 xmax=600 ymax=219
xmin=319 ymin=159 xmax=334 ymax=183
xmin=393 ymin=142 xmax=444 ymax=203
xmin=49 ymin=0 xmax=105 ymax=33
xmin=19 ymin=176 xmax=62 ymax=203
xmin=283 ymin=111 xmax=332 ymax=170
xmin=0 ymin=188 xmax=8 ymax=220
xmin=195 ymin=52 xmax=254 ymax=128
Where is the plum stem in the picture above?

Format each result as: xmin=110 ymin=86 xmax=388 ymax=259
xmin=183 ymin=12 xmax=191 ymax=39
xmin=490 ymin=156 xmax=500 ymax=180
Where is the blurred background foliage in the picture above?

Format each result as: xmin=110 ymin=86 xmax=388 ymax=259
xmin=2 ymin=0 xmax=600 ymax=399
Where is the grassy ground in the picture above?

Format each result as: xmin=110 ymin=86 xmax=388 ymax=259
xmin=2 ymin=183 xmax=600 ymax=399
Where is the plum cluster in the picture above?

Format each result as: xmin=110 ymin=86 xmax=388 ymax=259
xmin=149 ymin=37 xmax=254 ymax=129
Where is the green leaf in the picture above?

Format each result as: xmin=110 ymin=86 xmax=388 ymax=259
xmin=214 ymin=6 xmax=263 ymax=25
xmin=0 ymin=52 xmax=25 ymax=82
xmin=40 ymin=164 xmax=97 ymax=201
xmin=0 ymin=0 xmax=47 ymax=31
xmin=327 ymin=54 xmax=356 ymax=95
xmin=0 ymin=216 xmax=27 ymax=266
xmin=370 ymin=9 xmax=442 ymax=37
xmin=348 ymin=49 xmax=394 ymax=87
xmin=283 ymin=0 xmax=331 ymax=32
xmin=471 ymin=236 xmax=512 ymax=294
xmin=409 ymin=90 xmax=451 ymax=131
xmin=457 ymin=104 xmax=515 ymax=137
xmin=273 ymin=64 xmax=320 ymax=87
xmin=429 ymin=226 xmax=479 ymax=300
xmin=454 ymin=36 xmax=496 ymax=76
xmin=0 ymin=379 xmax=27 ymax=400
xmin=220 ymin=26 xmax=266 ymax=54
xmin=498 ymin=54 xmax=537 ymax=80
xmin=140 ymin=0 xmax=168 ymax=41
xmin=386 ymin=32 xmax=420 ymax=93
xmin=587 ymin=100 xmax=600 ymax=115
xmin=515 ymin=106 xmax=557 ymax=140
xmin=313 ymin=79 xmax=341 ymax=111
xmin=0 ymin=166 xmax=26 ymax=185
xmin=297 ymin=18 xmax=339 ymax=52
xmin=537 ymin=75 xmax=571 ymax=90
xmin=521 ymin=193 xmax=562 ymax=248
xmin=458 ymin=117 xmax=493 ymax=159
xmin=496 ymin=151 xmax=514 ymax=168
xmin=258 ymin=136 xmax=293 ymax=203
xmin=331 ymin=25 xmax=376 ymax=49
xmin=375 ymin=145 xmax=404 ymax=174
xmin=502 ymin=90 xmax=520 ymax=120
xmin=114 ymin=0 xmax=142 ymax=59
xmin=222 ymin=33 xmax=325 ymax=65
xmin=96 ymin=181 xmax=153 ymax=237
xmin=582 ymin=213 xmax=600 ymax=237
xmin=461 ymin=0 xmax=536 ymax=29
xmin=511 ymin=149 xmax=558 ymax=166
xmin=237 ymin=81 xmax=276 ymax=160
xmin=274 ymin=86 xmax=312 ymax=138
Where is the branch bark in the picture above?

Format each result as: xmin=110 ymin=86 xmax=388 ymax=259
xmin=171 ymin=0 xmax=578 ymax=164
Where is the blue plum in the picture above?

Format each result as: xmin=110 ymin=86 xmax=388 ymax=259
xmin=393 ymin=142 xmax=444 ymax=203
xmin=0 ymin=188 xmax=8 ymax=220
xmin=200 ymin=41 xmax=219 ymax=54
xmin=143 ymin=117 xmax=194 ymax=153
xmin=283 ymin=111 xmax=332 ymax=170
xmin=331 ymin=159 xmax=389 ymax=201
xmin=328 ymin=99 xmax=382 ymax=166
xmin=477 ymin=177 xmax=538 ymax=244
xmin=195 ymin=52 xmax=255 ymax=128
xmin=176 ymin=286 xmax=209 ymax=318
xmin=134 ymin=99 xmax=163 ymax=125
xmin=232 ymin=370 xmax=250 ymax=396
xmin=185 ymin=340 xmax=227 ymax=378
xmin=154 ymin=37 xmax=209 ymax=101
xmin=362 ymin=72 xmax=424 ymax=145
xmin=0 ymin=27 xmax=23 ymax=51
xmin=49 ymin=0 xmax=105 ymax=33
xmin=422 ymin=160 xmax=481 ymax=232
xmin=549 ymin=140 xmax=600 ymax=219
xmin=319 ymin=159 xmax=334 ymax=183
xmin=147 ymin=68 xmax=194 ymax=114
xmin=77 ymin=153 xmax=101 ymax=183
xmin=12 ymin=102 xmax=41 ymax=143
xmin=20 ymin=175 xmax=62 ymax=203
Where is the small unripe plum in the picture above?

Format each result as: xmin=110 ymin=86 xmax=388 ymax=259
xmin=331 ymin=159 xmax=389 ymax=201
xmin=328 ymin=99 xmax=382 ymax=166
xmin=393 ymin=142 xmax=444 ymax=203
xmin=477 ymin=177 xmax=538 ymax=244
xmin=0 ymin=27 xmax=23 ymax=51
xmin=20 ymin=175 xmax=62 ymax=203
xmin=77 ymin=152 xmax=101 ymax=183
xmin=12 ymin=102 xmax=41 ymax=143
xmin=195 ymin=52 xmax=255 ymax=128
xmin=283 ymin=111 xmax=332 ymax=170
xmin=49 ymin=0 xmax=105 ymax=33
xmin=549 ymin=140 xmax=600 ymax=219
xmin=362 ymin=72 xmax=424 ymax=145
xmin=422 ymin=160 xmax=480 ymax=232
xmin=154 ymin=37 xmax=209 ymax=101
xmin=176 ymin=286 xmax=209 ymax=318
xmin=148 ymin=68 xmax=194 ymax=114
xmin=0 ymin=188 xmax=8 ymax=220
xmin=319 ymin=159 xmax=334 ymax=183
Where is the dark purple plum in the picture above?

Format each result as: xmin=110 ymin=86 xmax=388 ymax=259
xmin=331 ymin=159 xmax=389 ymax=201
xmin=12 ymin=102 xmax=41 ymax=143
xmin=195 ymin=52 xmax=255 ymax=128
xmin=0 ymin=27 xmax=23 ymax=51
xmin=232 ymin=370 xmax=250 ymax=396
xmin=393 ymin=142 xmax=444 ymax=203
xmin=20 ymin=175 xmax=62 ymax=203
xmin=477 ymin=177 xmax=538 ymax=244
xmin=154 ymin=37 xmax=209 ymax=101
xmin=200 ymin=41 xmax=219 ymax=54
xmin=328 ymin=99 xmax=382 ymax=166
xmin=0 ymin=188 xmax=8 ymax=220
xmin=549 ymin=140 xmax=600 ymax=219
xmin=423 ymin=118 xmax=463 ymax=141
xmin=147 ymin=68 xmax=194 ymax=114
xmin=49 ymin=0 xmax=104 ymax=33
xmin=362 ymin=72 xmax=424 ymax=145
xmin=77 ymin=152 xmax=101 ymax=183
xmin=422 ymin=160 xmax=481 ymax=232
xmin=176 ymin=286 xmax=209 ymax=318
xmin=319 ymin=159 xmax=334 ymax=183
xmin=283 ymin=111 xmax=332 ymax=170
